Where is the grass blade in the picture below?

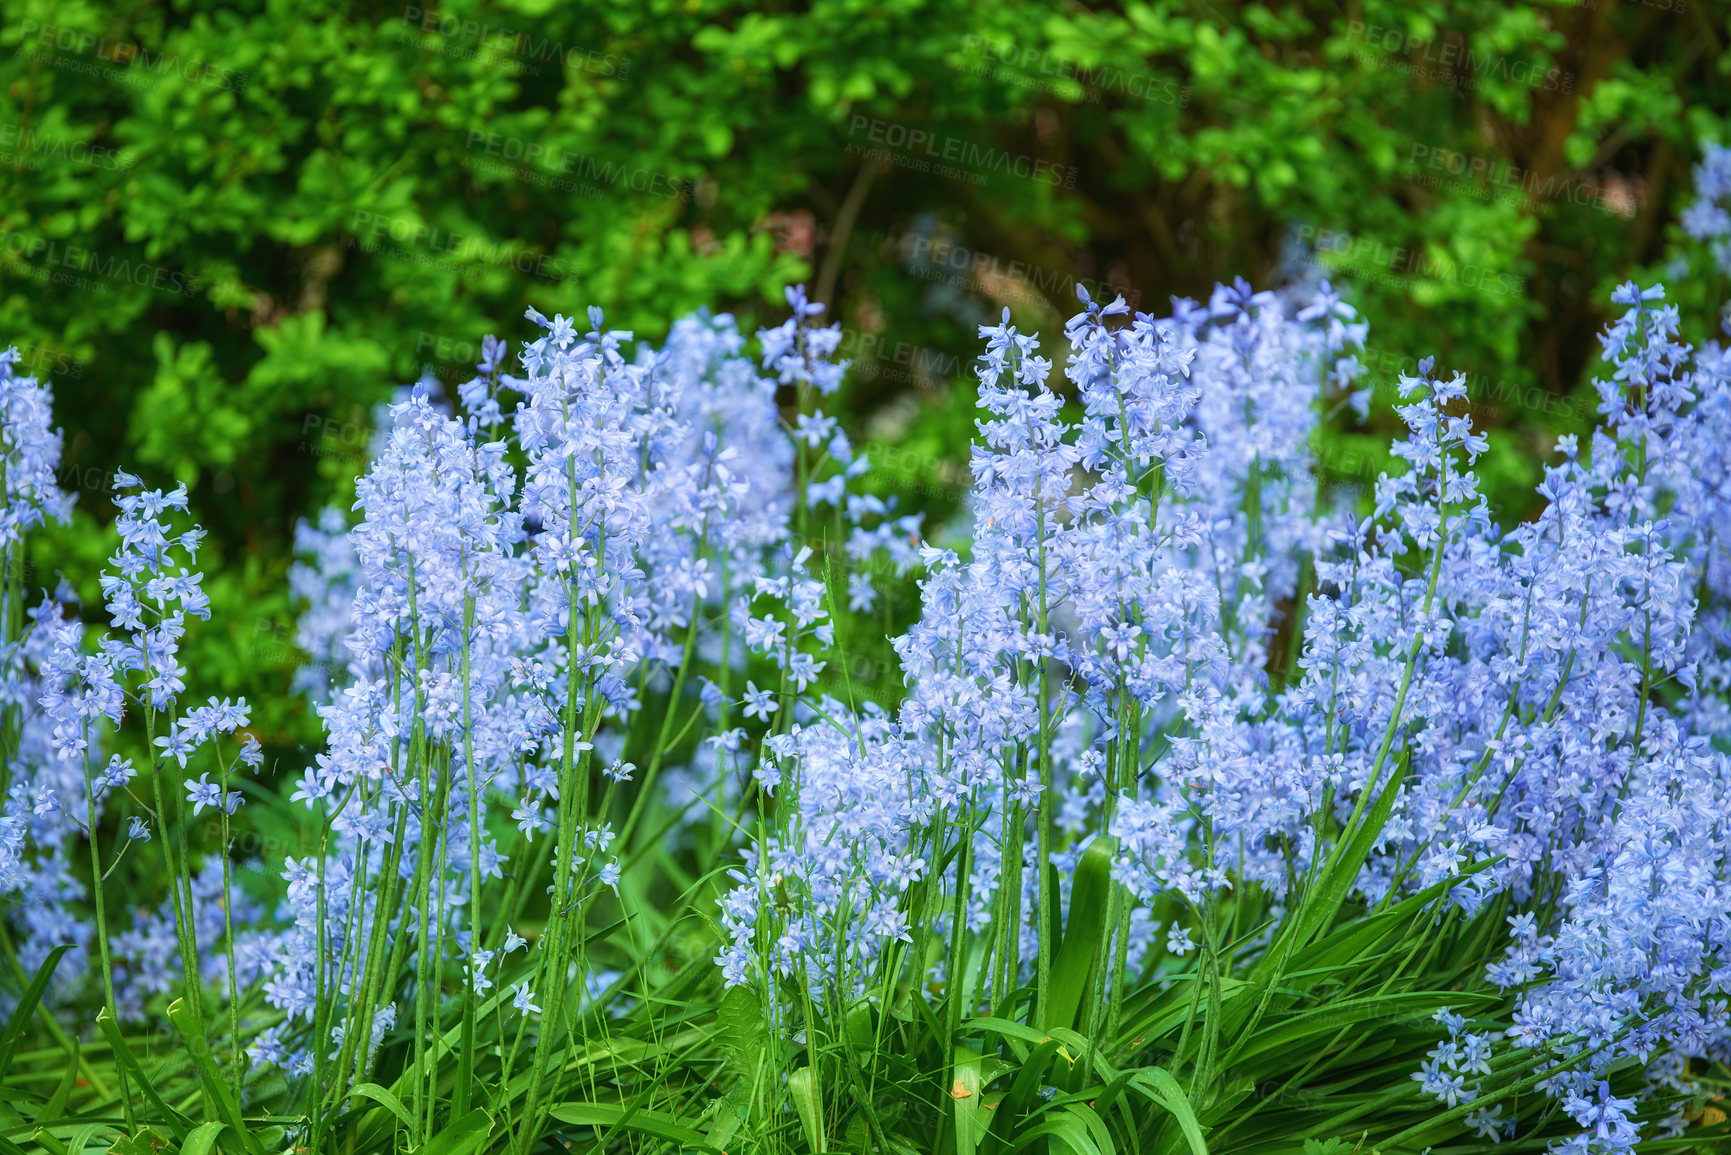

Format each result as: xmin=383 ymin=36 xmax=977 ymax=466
xmin=1284 ymin=758 xmax=1409 ymax=953
xmin=180 ymin=1122 xmax=227 ymax=1155
xmin=788 ymin=1065 xmax=827 ymax=1153
xmin=953 ymin=1047 xmax=986 ymax=1155
xmin=1045 ymin=836 xmax=1114 ymax=1033
xmin=96 ymin=1009 xmax=191 ymax=1141
xmin=348 ymin=1081 xmax=416 ymax=1131
xmin=419 ymin=1107 xmax=492 ymax=1155
xmin=549 ymin=1103 xmax=721 ymax=1150
xmin=42 ymin=1032 xmax=80 ymax=1121
xmin=0 ymin=943 xmax=70 ymax=1080
xmin=165 ymin=998 xmax=262 ymax=1155
xmin=1129 ymin=1068 xmax=1209 ymax=1155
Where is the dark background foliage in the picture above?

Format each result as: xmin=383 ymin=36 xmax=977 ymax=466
xmin=3 ymin=0 xmax=1728 ymax=748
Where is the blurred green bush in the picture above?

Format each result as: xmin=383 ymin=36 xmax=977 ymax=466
xmin=2 ymin=0 xmax=1726 ymax=749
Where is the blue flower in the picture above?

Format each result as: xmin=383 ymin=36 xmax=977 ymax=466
xmin=741 ymin=682 xmax=778 ymax=720
xmin=183 ymin=773 xmax=222 ymax=816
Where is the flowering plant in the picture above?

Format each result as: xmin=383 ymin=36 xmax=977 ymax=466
xmin=2 ymin=263 xmax=1728 ymax=1155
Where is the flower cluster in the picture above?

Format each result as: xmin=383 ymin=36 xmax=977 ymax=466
xmin=239 ymin=290 xmax=923 ymax=1124
xmin=4 ymin=255 xmax=1729 ymax=1155
xmin=1682 ymin=141 xmax=1731 ymax=276
xmin=716 ymin=280 xmax=1371 ymax=1013
xmin=712 ymin=276 xmax=1731 ymax=1153
xmin=2 ymin=359 xmax=257 ymax=1037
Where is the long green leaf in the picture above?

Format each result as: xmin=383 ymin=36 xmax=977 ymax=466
xmin=1275 ymin=859 xmax=1498 ymax=994
xmin=50 ymin=1125 xmax=103 ymax=1155
xmin=963 ymin=1016 xmax=1051 ymax=1047
xmin=180 ymin=1122 xmax=227 ymax=1155
xmin=165 ymin=998 xmax=261 ymax=1155
xmin=1064 ymin=1102 xmax=1116 ymax=1154
xmin=788 ymin=1065 xmax=827 ymax=1153
xmin=96 ymin=1009 xmax=191 ymax=1141
xmin=42 ymin=1032 xmax=79 ymax=1121
xmin=716 ymin=985 xmax=767 ymax=1080
xmin=714 ymin=978 xmax=767 ymax=1148
xmin=108 ymin=1125 xmax=179 ymax=1155
xmin=1045 ymin=836 xmax=1115 ymax=1032
xmin=549 ymin=1103 xmax=721 ymax=1151
xmin=1230 ymin=991 xmax=1495 ymax=1066
xmin=953 ymin=1047 xmax=987 ymax=1155
xmin=989 ymin=1037 xmax=1064 ymax=1148
xmin=348 ymin=1081 xmax=415 ymax=1130
xmin=1113 ymin=976 xmax=1252 ymax=1049
xmin=1129 ymin=1069 xmax=1209 ymax=1155
xmin=418 ymin=1107 xmax=492 ymax=1155
xmin=704 ymin=1080 xmax=754 ymax=1154
xmin=1003 ymin=1109 xmax=1109 ymax=1155
xmin=1285 ymin=757 xmax=1409 ymax=952
xmin=0 ymin=943 xmax=69 ymax=1079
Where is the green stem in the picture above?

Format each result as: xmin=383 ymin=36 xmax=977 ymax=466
xmin=78 ymin=721 xmax=134 ymax=1130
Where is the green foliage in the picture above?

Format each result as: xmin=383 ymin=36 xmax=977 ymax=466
xmin=3 ymin=0 xmax=1727 ymax=756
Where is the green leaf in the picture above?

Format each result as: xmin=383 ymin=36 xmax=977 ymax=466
xmin=106 ymin=1125 xmax=178 ymax=1155
xmin=953 ymin=1048 xmax=987 ymax=1155
xmin=1112 ymin=975 xmax=1252 ymax=1049
xmin=348 ymin=1081 xmax=415 ymax=1130
xmin=1045 ymin=835 xmax=1115 ymax=1032
xmin=42 ymin=1031 xmax=79 ymax=1121
xmin=418 ymin=1108 xmax=492 ymax=1155
xmin=1128 ymin=1068 xmax=1209 ymax=1155
xmin=1280 ymin=859 xmax=1498 ymax=991
xmin=0 ymin=943 xmax=69 ymax=1080
xmin=709 ymin=985 xmax=767 ymax=1149
xmin=1065 ymin=1103 xmax=1116 ymax=1154
xmin=44 ymin=1125 xmax=103 ymax=1155
xmin=165 ymin=999 xmax=261 ymax=1155
xmin=963 ymin=1016 xmax=1051 ymax=1047
xmin=788 ymin=1065 xmax=826 ymax=1153
xmin=703 ymin=1079 xmax=753 ymax=1155
xmin=989 ymin=1037 xmax=1065 ymax=1146
xmin=180 ymin=1122 xmax=227 ymax=1155
xmin=1003 ymin=1106 xmax=1111 ymax=1155
xmin=716 ymin=983 xmax=767 ymax=1079
xmin=700 ymin=122 xmax=734 ymax=158
xmin=1045 ymin=861 xmax=1064 ymax=964
xmin=549 ymin=1103 xmax=720 ymax=1151
xmin=96 ymin=1010 xmax=191 ymax=1142
xmin=1285 ymin=756 xmax=1409 ymax=952
xmin=1230 ymin=990 xmax=1494 ymax=1067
